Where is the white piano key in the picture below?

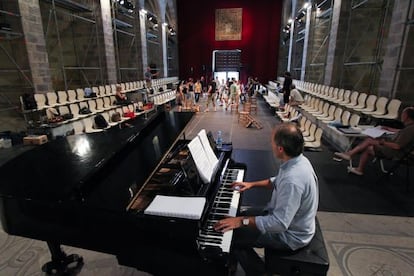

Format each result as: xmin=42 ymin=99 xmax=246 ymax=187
xmin=198 ymin=168 xmax=245 ymax=254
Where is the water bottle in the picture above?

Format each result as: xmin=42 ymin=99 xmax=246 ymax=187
xmin=216 ymin=131 xmax=223 ymax=149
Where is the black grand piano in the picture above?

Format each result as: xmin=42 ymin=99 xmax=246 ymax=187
xmin=0 ymin=110 xmax=246 ymax=275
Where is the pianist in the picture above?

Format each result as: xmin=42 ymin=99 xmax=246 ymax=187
xmin=214 ymin=123 xmax=319 ymax=275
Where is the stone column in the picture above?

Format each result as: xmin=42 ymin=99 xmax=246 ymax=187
xmin=162 ymin=23 xmax=168 ymax=77
xmin=324 ymin=0 xmax=350 ymax=86
xmin=100 ymin=0 xmax=117 ymax=83
xmin=18 ymin=0 xmax=52 ymax=94
xmin=378 ymin=0 xmax=413 ymax=102
xmin=300 ymin=4 xmax=311 ymax=81
xmin=287 ymin=0 xmax=297 ymax=72
xmin=139 ymin=9 xmax=149 ymax=72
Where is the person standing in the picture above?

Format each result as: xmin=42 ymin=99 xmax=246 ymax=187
xmin=282 ymin=72 xmax=292 ymax=105
xmin=200 ymin=76 xmax=207 ymax=97
xmin=205 ymin=78 xmax=217 ymax=112
xmin=229 ymin=78 xmax=238 ymax=111
xmin=214 ymin=123 xmax=319 ymax=275
xmin=194 ymin=79 xmax=202 ymax=103
xmin=187 ymin=78 xmax=195 ymax=108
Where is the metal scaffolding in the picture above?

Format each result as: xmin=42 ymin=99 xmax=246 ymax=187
xmin=40 ymin=0 xmax=104 ymax=90
xmin=339 ymin=0 xmax=393 ymax=92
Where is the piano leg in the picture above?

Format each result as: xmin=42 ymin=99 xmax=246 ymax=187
xmin=41 ymin=242 xmax=84 ymax=275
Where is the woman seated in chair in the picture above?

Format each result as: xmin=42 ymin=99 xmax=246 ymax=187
xmin=334 ymin=106 xmax=414 ymax=175
xmin=115 ymin=85 xmax=128 ymax=105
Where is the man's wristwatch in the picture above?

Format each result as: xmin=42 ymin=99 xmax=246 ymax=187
xmin=242 ymin=217 xmax=249 ymax=227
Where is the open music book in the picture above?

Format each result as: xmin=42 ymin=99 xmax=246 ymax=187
xmin=144 ymin=195 xmax=206 ymax=220
xmin=187 ymin=129 xmax=219 ymax=184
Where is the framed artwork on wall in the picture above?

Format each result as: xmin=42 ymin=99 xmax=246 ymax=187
xmin=215 ymin=8 xmax=242 ymax=41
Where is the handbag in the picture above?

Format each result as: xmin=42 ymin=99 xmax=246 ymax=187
xmin=124 ymin=111 xmax=136 ymax=118
xmin=111 ymin=112 xmax=122 ymax=122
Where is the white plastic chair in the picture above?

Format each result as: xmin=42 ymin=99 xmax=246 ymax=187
xmin=354 ymin=94 xmax=377 ymax=112
xmin=57 ymin=91 xmax=68 ymax=105
xmin=34 ymin=94 xmax=49 ymax=109
xmin=349 ymin=114 xmax=360 ymax=127
xmin=72 ymin=121 xmax=84 ymax=134
xmin=341 ymin=110 xmax=351 ymax=125
xmin=83 ymin=117 xmax=103 ymax=133
xmin=46 ymin=92 xmax=59 ymax=107
xmin=67 ymin=90 xmax=78 ymax=103
xmin=99 ymin=86 xmax=106 ymax=97
xmin=372 ymin=99 xmax=401 ymax=120
xmin=76 ymin=88 xmax=85 ymax=101
xmin=305 ymin=128 xmax=323 ymax=148
xmin=352 ymin=93 xmax=367 ymax=110
xmin=363 ymin=96 xmax=388 ymax=116
xmin=343 ymin=91 xmax=359 ymax=108
xmin=304 ymin=124 xmax=317 ymax=142
xmin=88 ymin=99 xmax=98 ymax=113
xmin=70 ymin=103 xmax=88 ymax=118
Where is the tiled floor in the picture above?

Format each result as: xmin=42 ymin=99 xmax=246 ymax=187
xmin=1 ymin=95 xmax=413 ymax=275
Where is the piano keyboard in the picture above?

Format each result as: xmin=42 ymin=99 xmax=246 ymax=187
xmin=197 ymin=167 xmax=245 ymax=254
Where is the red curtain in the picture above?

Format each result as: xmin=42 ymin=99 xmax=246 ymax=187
xmin=177 ymin=0 xmax=282 ymax=84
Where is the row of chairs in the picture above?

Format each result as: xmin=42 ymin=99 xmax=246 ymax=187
xmin=151 ymin=91 xmax=176 ymax=105
xmin=294 ymin=80 xmax=401 ymax=121
xmin=71 ymin=107 xmax=141 ymax=134
xmin=50 ymin=89 xmax=177 ymax=134
xmin=275 ymin=104 xmax=323 ymax=149
xmin=32 ymin=83 xmax=167 ymax=111
xmin=301 ymin=95 xmax=361 ymax=127
xmin=27 ymin=76 xmax=178 ymax=111
xmin=263 ymin=89 xmax=280 ymax=110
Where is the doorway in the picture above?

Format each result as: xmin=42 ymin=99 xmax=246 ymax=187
xmin=214 ymin=71 xmax=239 ymax=84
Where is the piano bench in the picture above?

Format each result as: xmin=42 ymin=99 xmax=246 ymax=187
xmin=264 ymin=218 xmax=329 ymax=276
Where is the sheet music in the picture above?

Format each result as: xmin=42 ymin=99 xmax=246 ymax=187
xmin=144 ymin=195 xmax=206 ymax=220
xmin=188 ymin=137 xmax=213 ymax=183
xmin=197 ymin=129 xmax=219 ymax=166
xmin=187 ymin=129 xmax=219 ymax=184
xmin=362 ymin=126 xmax=395 ymax=138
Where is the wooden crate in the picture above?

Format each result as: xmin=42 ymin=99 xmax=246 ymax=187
xmin=23 ymin=135 xmax=48 ymax=145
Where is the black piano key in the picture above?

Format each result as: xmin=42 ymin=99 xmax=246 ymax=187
xmin=200 ymin=230 xmax=223 ymax=237
xmin=197 ymin=236 xmax=223 ymax=243
xmin=213 ymin=202 xmax=231 ymax=208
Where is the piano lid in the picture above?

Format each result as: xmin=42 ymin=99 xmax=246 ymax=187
xmin=0 ymin=111 xmax=194 ymax=203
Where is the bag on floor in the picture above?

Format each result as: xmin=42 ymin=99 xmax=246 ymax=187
xmin=94 ymin=114 xmax=108 ymax=128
